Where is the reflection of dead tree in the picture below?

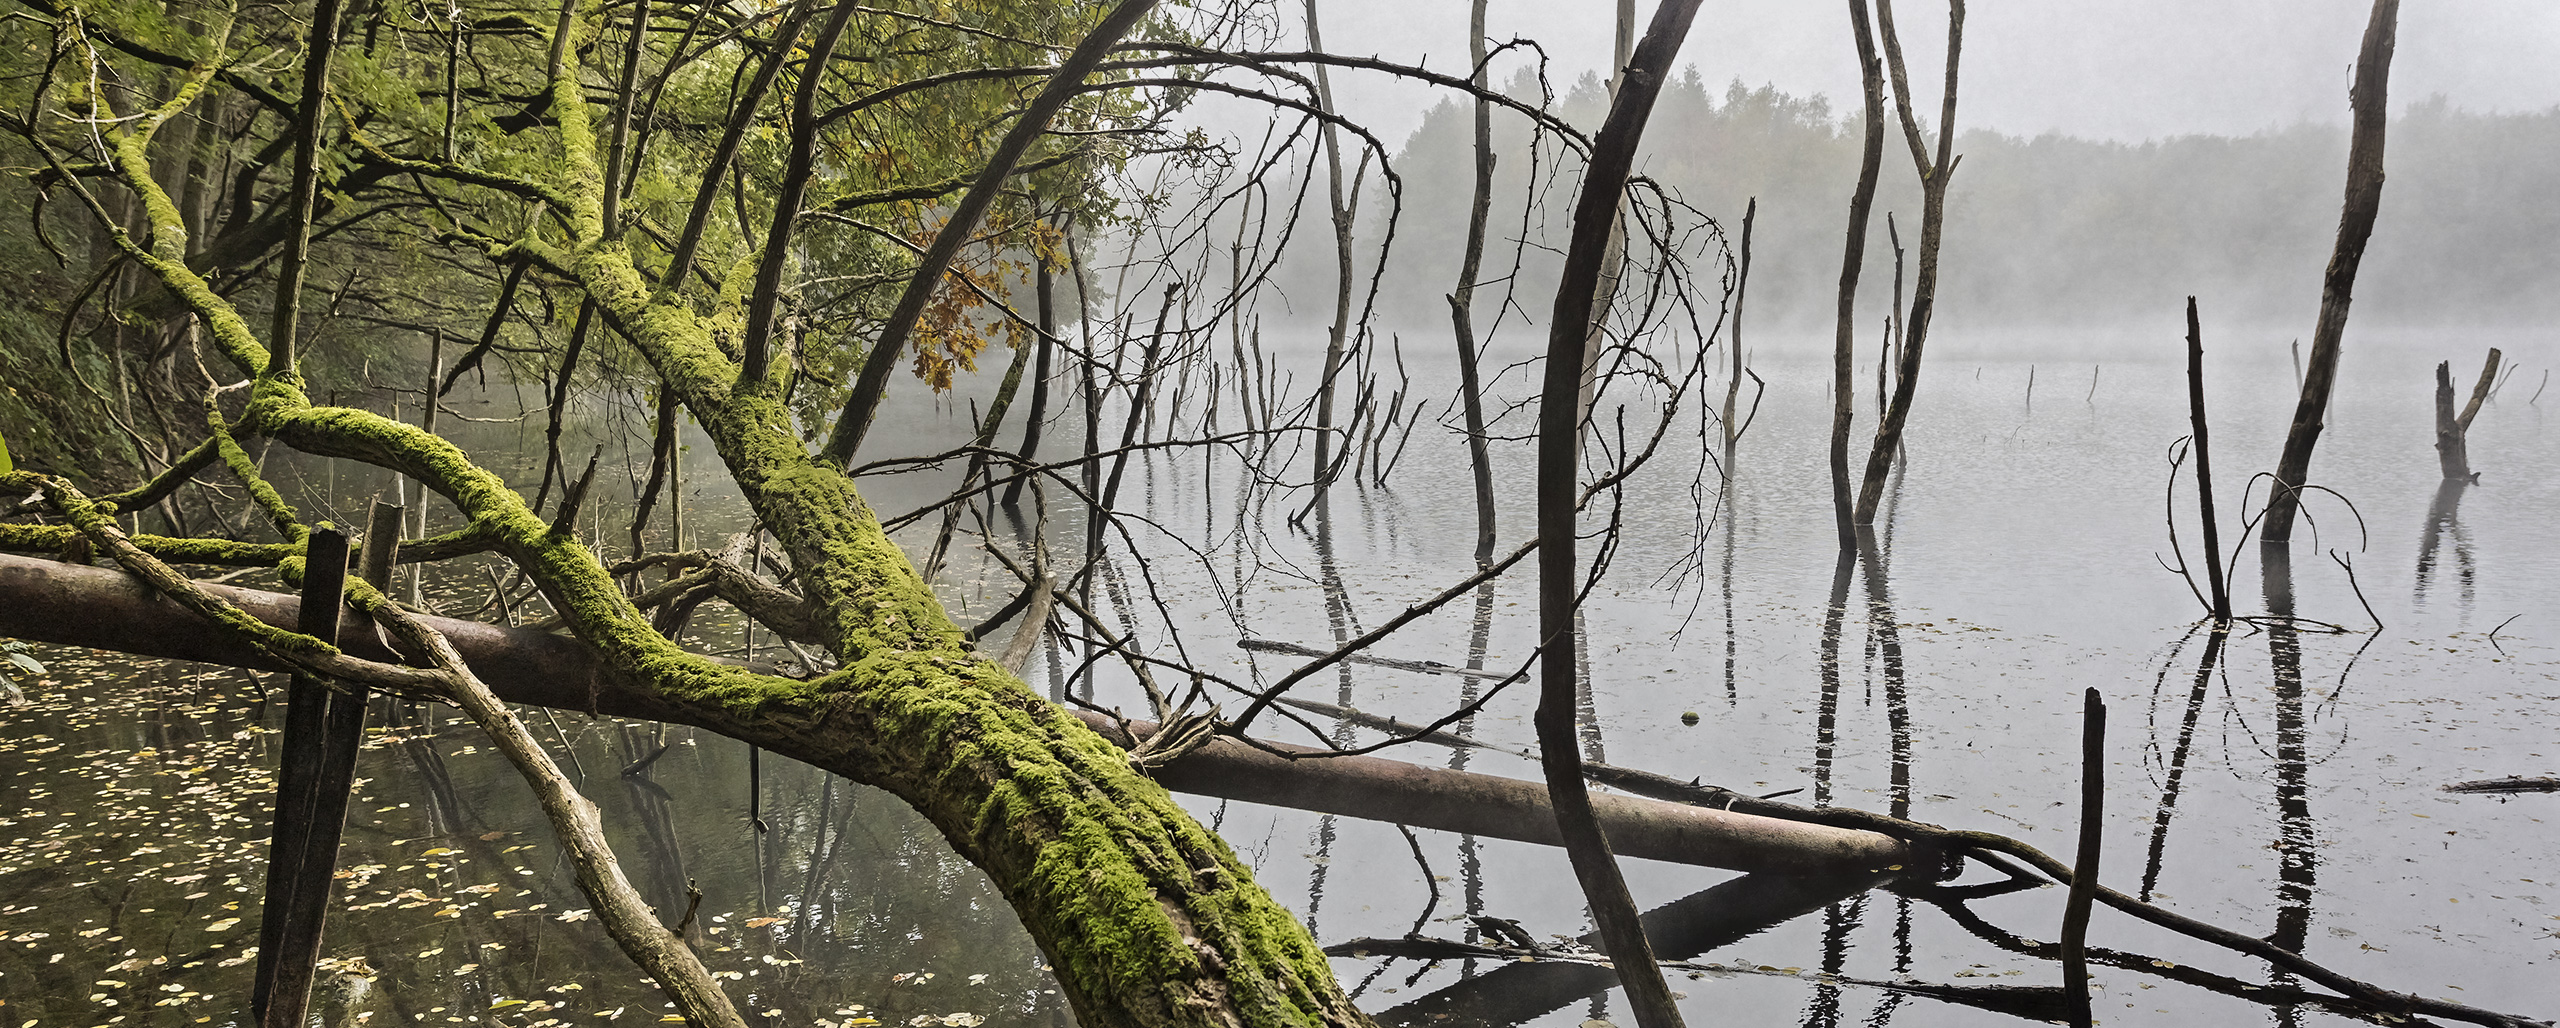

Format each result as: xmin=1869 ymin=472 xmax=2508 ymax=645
xmin=2433 ymin=347 xmax=2502 ymax=482
xmin=2413 ymin=479 xmax=2474 ymax=612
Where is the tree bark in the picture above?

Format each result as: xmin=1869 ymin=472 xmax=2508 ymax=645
xmin=2262 ymin=0 xmax=2400 ymax=544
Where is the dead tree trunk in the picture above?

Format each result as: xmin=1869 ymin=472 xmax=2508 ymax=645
xmin=2263 ymin=0 xmax=2401 ymax=544
xmin=2185 ymin=298 xmax=2229 ymax=624
xmin=1307 ymin=0 xmax=1358 ymax=493
xmin=1446 ymin=0 xmax=1500 ymax=565
xmin=1852 ymin=0 xmax=1965 ymax=528
xmin=1830 ymin=0 xmax=1889 ymax=550
xmin=1721 ymin=197 xmax=1756 ymax=458
xmin=250 ymin=526 xmax=357 ymax=1028
xmin=2432 ymin=348 xmax=2500 ymax=482
xmin=1534 ymin=2 xmax=1706 ymax=1026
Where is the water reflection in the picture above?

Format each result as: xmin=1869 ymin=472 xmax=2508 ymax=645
xmin=2138 ymin=624 xmax=2227 ymax=902
xmin=1375 ymin=871 xmax=1891 ymax=1027
xmin=2259 ymin=547 xmax=2317 ymax=1028
xmin=2412 ymin=479 xmax=2474 ymax=616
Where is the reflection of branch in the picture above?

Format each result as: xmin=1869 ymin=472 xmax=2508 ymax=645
xmin=1231 ymin=539 xmax=1535 ymax=732
xmin=355 ymin=590 xmax=748 ymax=1028
xmin=1907 ymin=884 xmax=2426 ymax=1026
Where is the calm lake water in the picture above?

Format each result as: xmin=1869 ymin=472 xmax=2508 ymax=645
xmin=3 ymin=322 xmax=2553 ymax=1027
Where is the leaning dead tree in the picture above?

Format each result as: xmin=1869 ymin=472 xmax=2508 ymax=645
xmin=1535 ymin=2 xmax=1706 ymax=1025
xmin=2263 ymin=0 xmax=2400 ymax=545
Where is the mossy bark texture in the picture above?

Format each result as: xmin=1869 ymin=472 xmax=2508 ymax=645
xmin=43 ymin=8 xmax=1376 ymax=1027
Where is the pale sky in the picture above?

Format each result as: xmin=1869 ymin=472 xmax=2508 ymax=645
xmin=1286 ymin=0 xmax=2560 ymax=145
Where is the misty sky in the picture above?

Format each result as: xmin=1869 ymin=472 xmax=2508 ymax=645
xmin=1286 ymin=0 xmax=2560 ymax=145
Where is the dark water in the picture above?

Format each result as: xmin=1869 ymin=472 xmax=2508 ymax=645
xmin=3 ymin=324 xmax=2553 ymax=1026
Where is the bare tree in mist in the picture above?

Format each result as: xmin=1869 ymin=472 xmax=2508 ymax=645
xmin=2263 ymin=0 xmax=2399 ymax=546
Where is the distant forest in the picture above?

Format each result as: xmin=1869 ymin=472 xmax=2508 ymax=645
xmin=1277 ymin=69 xmax=2560 ymax=347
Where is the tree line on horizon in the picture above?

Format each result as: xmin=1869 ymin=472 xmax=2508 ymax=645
xmin=1285 ymin=70 xmax=2560 ymax=344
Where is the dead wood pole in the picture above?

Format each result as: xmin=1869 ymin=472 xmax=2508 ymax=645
xmin=2184 ymin=298 xmax=2229 ymax=624
xmin=1305 ymin=0 xmax=1358 ymax=493
xmin=1880 ymin=212 xmax=1903 ymax=421
xmin=1829 ymin=0 xmax=1889 ymax=551
xmin=2432 ymin=347 xmax=2501 ymax=481
xmin=1001 ymin=218 xmax=1063 ymax=508
xmin=412 ymin=329 xmax=444 ymax=606
xmin=738 ymin=0 xmax=860 ymax=384
xmin=264 ymin=0 xmax=345 ymax=379
xmin=1100 ymin=284 xmax=1179 ymax=515
xmin=821 ymin=0 xmax=1161 ymax=466
xmin=2061 ymin=687 xmax=2106 ymax=1028
xmin=1852 ymin=0 xmax=1965 ymax=527
xmin=2263 ymin=0 xmax=2400 ymax=545
xmin=249 ymin=525 xmax=359 ymax=1028
xmin=1446 ymin=0 xmax=1500 ymax=564
xmin=1720 ymin=197 xmax=1755 ymax=460
xmin=921 ymin=293 xmax=1043 ymax=578
xmin=1533 ymin=1 xmax=1704 ymax=1024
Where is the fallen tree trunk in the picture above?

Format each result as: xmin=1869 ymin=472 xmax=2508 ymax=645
xmin=0 ymin=551 xmax=1913 ymax=876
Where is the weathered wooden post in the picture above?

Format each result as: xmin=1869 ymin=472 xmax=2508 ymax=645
xmin=249 ymin=521 xmax=368 ymax=1028
xmin=2062 ymin=687 xmax=2107 ymax=1028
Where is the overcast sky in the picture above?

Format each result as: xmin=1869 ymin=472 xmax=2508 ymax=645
xmin=1286 ymin=0 xmax=2560 ymax=145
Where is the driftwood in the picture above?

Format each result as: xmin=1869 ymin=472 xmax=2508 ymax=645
xmin=0 ymin=552 xmax=1913 ymax=877
xmin=2443 ymin=776 xmax=2560 ymax=794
